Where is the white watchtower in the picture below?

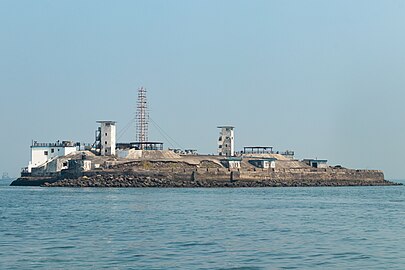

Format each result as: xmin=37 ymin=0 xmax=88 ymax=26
xmin=217 ymin=126 xmax=235 ymax=157
xmin=97 ymin=121 xmax=116 ymax=156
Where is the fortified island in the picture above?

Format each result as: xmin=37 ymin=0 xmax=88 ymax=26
xmin=11 ymin=87 xmax=398 ymax=188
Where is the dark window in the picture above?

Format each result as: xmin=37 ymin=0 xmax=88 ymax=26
xmin=44 ymin=151 xmax=48 ymax=155
xmin=105 ymin=149 xmax=108 ymax=153
xmin=63 ymin=162 xmax=68 ymax=167
xmin=219 ymin=145 xmax=222 ymax=148
xmin=105 ymin=133 xmax=107 ymax=136
xmin=312 ymin=163 xmax=318 ymax=168
xmin=105 ymin=141 xmax=107 ymax=145
xmin=51 ymin=149 xmax=54 ymax=153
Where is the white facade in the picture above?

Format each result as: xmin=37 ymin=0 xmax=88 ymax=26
xmin=218 ymin=126 xmax=235 ymax=156
xmin=28 ymin=141 xmax=77 ymax=172
xmin=262 ymin=160 xmax=276 ymax=169
xmin=98 ymin=121 xmax=116 ymax=156
xmin=228 ymin=160 xmax=241 ymax=169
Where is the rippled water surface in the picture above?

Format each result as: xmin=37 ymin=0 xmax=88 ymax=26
xmin=1 ymin=181 xmax=404 ymax=269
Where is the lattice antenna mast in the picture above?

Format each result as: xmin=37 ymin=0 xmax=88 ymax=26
xmin=136 ymin=87 xmax=149 ymax=146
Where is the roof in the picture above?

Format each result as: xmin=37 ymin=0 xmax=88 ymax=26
xmin=244 ymin=146 xmax=273 ymax=149
xmin=132 ymin=141 xmax=163 ymax=145
xmin=303 ymin=159 xmax=328 ymax=163
xmin=96 ymin=120 xmax=117 ymax=124
xmin=222 ymin=157 xmax=242 ymax=161
xmin=217 ymin=126 xmax=235 ymax=129
xmin=255 ymin=158 xmax=277 ymax=162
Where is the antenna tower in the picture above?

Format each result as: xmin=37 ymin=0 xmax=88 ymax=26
xmin=136 ymin=87 xmax=149 ymax=147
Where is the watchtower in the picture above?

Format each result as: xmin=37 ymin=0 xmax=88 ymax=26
xmin=97 ymin=121 xmax=116 ymax=156
xmin=217 ymin=126 xmax=235 ymax=156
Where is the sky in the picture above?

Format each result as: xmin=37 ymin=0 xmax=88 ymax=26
xmin=0 ymin=0 xmax=404 ymax=179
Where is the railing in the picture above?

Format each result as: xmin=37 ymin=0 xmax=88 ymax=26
xmin=280 ymin=150 xmax=295 ymax=156
xmin=32 ymin=141 xmax=75 ymax=147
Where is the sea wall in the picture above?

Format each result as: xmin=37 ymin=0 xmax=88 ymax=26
xmin=16 ymin=168 xmax=394 ymax=187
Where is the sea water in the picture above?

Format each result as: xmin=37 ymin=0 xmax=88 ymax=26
xmin=0 ymin=181 xmax=404 ymax=269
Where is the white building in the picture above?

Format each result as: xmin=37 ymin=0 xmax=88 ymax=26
xmin=217 ymin=126 xmax=235 ymax=156
xmin=28 ymin=141 xmax=77 ymax=173
xmin=249 ymin=158 xmax=276 ymax=169
xmin=221 ymin=157 xmax=242 ymax=169
xmin=303 ymin=159 xmax=328 ymax=169
xmin=97 ymin=121 xmax=116 ymax=156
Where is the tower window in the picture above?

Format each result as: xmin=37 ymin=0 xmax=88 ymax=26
xmin=51 ymin=149 xmax=54 ymax=153
xmin=44 ymin=151 xmax=48 ymax=155
xmin=105 ymin=133 xmax=107 ymax=136
xmin=105 ymin=141 xmax=107 ymax=145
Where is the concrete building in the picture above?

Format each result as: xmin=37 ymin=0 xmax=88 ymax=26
xmin=221 ymin=157 xmax=242 ymax=169
xmin=97 ymin=121 xmax=116 ymax=156
xmin=249 ymin=158 xmax=276 ymax=169
xmin=303 ymin=159 xmax=328 ymax=169
xmin=218 ymin=126 xmax=235 ymax=156
xmin=28 ymin=141 xmax=77 ymax=173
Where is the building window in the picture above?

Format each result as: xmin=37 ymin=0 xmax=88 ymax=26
xmin=44 ymin=151 xmax=48 ymax=155
xmin=105 ymin=133 xmax=107 ymax=136
xmin=105 ymin=149 xmax=108 ymax=153
xmin=105 ymin=141 xmax=108 ymax=145
xmin=51 ymin=149 xmax=54 ymax=153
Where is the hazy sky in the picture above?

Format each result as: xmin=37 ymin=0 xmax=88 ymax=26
xmin=1 ymin=0 xmax=404 ymax=179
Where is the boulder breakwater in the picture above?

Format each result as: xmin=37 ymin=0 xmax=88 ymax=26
xmin=11 ymin=166 xmax=399 ymax=187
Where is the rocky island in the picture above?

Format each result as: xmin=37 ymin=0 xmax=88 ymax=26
xmin=11 ymin=87 xmax=400 ymax=188
xmin=11 ymin=149 xmax=398 ymax=188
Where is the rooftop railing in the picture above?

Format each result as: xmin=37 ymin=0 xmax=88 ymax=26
xmin=31 ymin=141 xmax=75 ymax=147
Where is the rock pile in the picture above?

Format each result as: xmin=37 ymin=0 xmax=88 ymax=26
xmin=42 ymin=174 xmax=398 ymax=188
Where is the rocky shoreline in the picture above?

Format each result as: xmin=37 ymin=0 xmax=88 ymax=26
xmin=10 ymin=173 xmax=399 ymax=188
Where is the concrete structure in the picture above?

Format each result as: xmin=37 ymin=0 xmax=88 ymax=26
xmin=249 ymin=158 xmax=276 ymax=169
xmin=221 ymin=157 xmax=242 ymax=169
xmin=280 ymin=150 xmax=295 ymax=160
xmin=218 ymin=126 xmax=235 ymax=156
xmin=303 ymin=159 xmax=328 ymax=169
xmin=28 ymin=141 xmax=77 ymax=173
xmin=243 ymin=146 xmax=273 ymax=154
xmin=97 ymin=121 xmax=116 ymax=156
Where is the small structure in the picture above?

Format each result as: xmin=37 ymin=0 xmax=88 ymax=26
xmin=243 ymin=146 xmax=273 ymax=154
xmin=249 ymin=158 xmax=276 ymax=169
xmin=168 ymin=148 xmax=183 ymax=154
xmin=184 ymin=149 xmax=197 ymax=155
xmin=280 ymin=150 xmax=295 ymax=159
xmin=27 ymin=141 xmax=77 ymax=173
xmin=303 ymin=159 xmax=328 ymax=169
xmin=218 ymin=126 xmax=235 ymax=156
xmin=221 ymin=157 xmax=242 ymax=169
xmin=96 ymin=121 xmax=116 ymax=156
xmin=117 ymin=142 xmax=163 ymax=151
